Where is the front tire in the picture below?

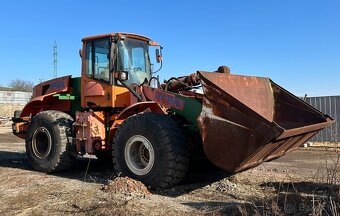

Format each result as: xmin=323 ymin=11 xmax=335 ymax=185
xmin=25 ymin=110 xmax=76 ymax=172
xmin=112 ymin=113 xmax=189 ymax=189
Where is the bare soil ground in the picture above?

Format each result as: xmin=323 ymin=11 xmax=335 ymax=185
xmin=0 ymin=126 xmax=339 ymax=216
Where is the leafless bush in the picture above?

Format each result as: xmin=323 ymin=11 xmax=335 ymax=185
xmin=323 ymin=147 xmax=340 ymax=186
xmin=8 ymin=79 xmax=34 ymax=92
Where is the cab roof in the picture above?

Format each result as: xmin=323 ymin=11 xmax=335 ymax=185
xmin=82 ymin=32 xmax=152 ymax=43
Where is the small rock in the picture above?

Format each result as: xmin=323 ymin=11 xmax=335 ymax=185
xmin=72 ymin=204 xmax=80 ymax=209
xmin=100 ymin=184 xmax=109 ymax=191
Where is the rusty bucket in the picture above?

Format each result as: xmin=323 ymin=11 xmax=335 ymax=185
xmin=197 ymin=71 xmax=334 ymax=173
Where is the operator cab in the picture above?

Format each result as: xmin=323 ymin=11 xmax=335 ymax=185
xmin=82 ymin=33 xmax=160 ymax=86
xmin=80 ymin=33 xmax=161 ymax=108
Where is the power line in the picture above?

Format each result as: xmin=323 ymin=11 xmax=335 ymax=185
xmin=53 ymin=41 xmax=57 ymax=78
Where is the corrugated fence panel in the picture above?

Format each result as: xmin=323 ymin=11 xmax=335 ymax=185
xmin=0 ymin=91 xmax=32 ymax=105
xmin=305 ymin=96 xmax=340 ymax=142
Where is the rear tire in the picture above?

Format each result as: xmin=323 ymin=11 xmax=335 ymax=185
xmin=25 ymin=110 xmax=76 ymax=172
xmin=112 ymin=112 xmax=189 ymax=189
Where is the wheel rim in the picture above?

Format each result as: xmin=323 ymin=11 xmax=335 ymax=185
xmin=32 ymin=127 xmax=52 ymax=159
xmin=124 ymin=135 xmax=155 ymax=176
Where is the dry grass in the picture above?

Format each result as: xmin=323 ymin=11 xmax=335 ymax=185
xmin=236 ymin=147 xmax=340 ymax=216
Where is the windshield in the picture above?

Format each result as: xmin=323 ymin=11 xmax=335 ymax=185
xmin=117 ymin=38 xmax=151 ymax=85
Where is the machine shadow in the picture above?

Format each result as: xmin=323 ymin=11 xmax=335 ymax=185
xmin=0 ymin=149 xmax=230 ymax=196
xmin=157 ymin=160 xmax=232 ymax=197
xmin=0 ymin=151 xmax=31 ymax=169
xmin=0 ymin=150 xmax=114 ymax=183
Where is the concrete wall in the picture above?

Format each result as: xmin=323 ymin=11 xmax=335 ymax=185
xmin=0 ymin=91 xmax=32 ymax=105
xmin=0 ymin=91 xmax=31 ymax=117
xmin=0 ymin=104 xmax=24 ymax=117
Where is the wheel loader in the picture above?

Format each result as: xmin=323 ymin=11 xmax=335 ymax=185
xmin=12 ymin=32 xmax=334 ymax=189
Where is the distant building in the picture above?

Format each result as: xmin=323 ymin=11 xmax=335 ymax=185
xmin=305 ymin=96 xmax=340 ymax=142
xmin=0 ymin=91 xmax=32 ymax=105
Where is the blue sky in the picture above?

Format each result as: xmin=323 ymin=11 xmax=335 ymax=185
xmin=0 ymin=0 xmax=339 ymax=96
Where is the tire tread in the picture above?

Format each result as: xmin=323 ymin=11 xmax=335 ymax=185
xmin=112 ymin=112 xmax=189 ymax=189
xmin=26 ymin=110 xmax=76 ymax=172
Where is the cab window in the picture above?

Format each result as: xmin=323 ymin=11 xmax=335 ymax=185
xmin=117 ymin=38 xmax=151 ymax=85
xmin=85 ymin=37 xmax=110 ymax=83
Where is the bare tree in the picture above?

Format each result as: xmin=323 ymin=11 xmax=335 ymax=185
xmin=8 ymin=79 xmax=34 ymax=92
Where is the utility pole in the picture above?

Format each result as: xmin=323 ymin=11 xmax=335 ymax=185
xmin=53 ymin=41 xmax=58 ymax=78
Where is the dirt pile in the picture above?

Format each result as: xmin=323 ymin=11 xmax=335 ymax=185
xmin=101 ymin=176 xmax=151 ymax=197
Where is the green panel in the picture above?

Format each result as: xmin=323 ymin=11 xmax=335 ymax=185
xmin=170 ymin=93 xmax=202 ymax=131
xmin=53 ymin=94 xmax=75 ymax=100
xmin=52 ymin=77 xmax=81 ymax=116
xmin=70 ymin=77 xmax=82 ymax=115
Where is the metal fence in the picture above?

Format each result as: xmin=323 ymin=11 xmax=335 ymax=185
xmin=0 ymin=91 xmax=32 ymax=105
xmin=305 ymin=96 xmax=340 ymax=142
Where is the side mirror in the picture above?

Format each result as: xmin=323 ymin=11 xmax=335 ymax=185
xmin=114 ymin=71 xmax=128 ymax=81
xmin=156 ymin=48 xmax=162 ymax=63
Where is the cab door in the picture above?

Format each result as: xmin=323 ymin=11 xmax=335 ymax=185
xmin=81 ymin=37 xmax=130 ymax=108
